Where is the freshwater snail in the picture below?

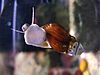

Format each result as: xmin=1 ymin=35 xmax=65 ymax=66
xmin=12 ymin=23 xmax=83 ymax=55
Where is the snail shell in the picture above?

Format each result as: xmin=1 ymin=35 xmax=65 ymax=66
xmin=42 ymin=23 xmax=76 ymax=52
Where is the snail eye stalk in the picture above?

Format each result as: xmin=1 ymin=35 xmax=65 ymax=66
xmin=11 ymin=28 xmax=24 ymax=33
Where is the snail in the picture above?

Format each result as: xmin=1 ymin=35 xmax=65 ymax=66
xmin=12 ymin=23 xmax=84 ymax=55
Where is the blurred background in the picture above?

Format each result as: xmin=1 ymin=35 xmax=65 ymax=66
xmin=0 ymin=0 xmax=100 ymax=75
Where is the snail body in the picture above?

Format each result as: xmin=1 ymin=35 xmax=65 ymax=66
xmin=24 ymin=24 xmax=47 ymax=46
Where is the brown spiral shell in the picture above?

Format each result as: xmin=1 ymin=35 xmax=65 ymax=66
xmin=42 ymin=23 xmax=76 ymax=52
